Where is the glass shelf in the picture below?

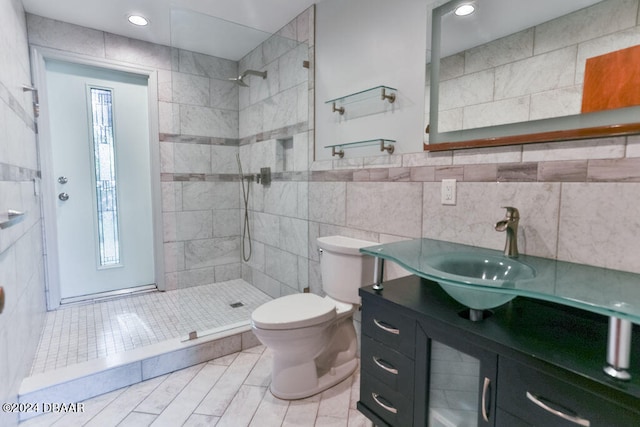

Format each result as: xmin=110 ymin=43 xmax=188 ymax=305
xmin=324 ymin=139 xmax=395 ymax=158
xmin=360 ymin=238 xmax=640 ymax=324
xmin=325 ymin=86 xmax=397 ymax=115
xmin=326 ymin=85 xmax=397 ymax=105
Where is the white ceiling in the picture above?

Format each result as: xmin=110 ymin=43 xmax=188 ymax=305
xmin=21 ymin=0 xmax=605 ymax=62
xmin=21 ymin=0 xmax=320 ymax=60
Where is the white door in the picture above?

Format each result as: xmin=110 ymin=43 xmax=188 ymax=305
xmin=45 ymin=60 xmax=155 ymax=300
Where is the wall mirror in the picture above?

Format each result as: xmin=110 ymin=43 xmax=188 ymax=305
xmin=426 ymin=0 xmax=640 ymax=151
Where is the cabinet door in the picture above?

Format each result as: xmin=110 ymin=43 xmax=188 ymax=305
xmin=419 ymin=323 xmax=498 ymax=427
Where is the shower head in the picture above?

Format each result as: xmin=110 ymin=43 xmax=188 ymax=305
xmin=228 ymin=69 xmax=267 ymax=87
xmin=229 ymin=76 xmax=249 ymax=87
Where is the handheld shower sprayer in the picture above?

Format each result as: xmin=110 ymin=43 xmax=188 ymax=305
xmin=237 ymin=154 xmax=252 ymax=262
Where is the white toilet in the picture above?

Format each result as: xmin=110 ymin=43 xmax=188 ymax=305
xmin=251 ymin=235 xmax=377 ymax=399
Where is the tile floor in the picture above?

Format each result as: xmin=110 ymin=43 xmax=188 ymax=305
xmin=31 ymin=280 xmax=272 ymax=375
xmin=20 ymin=345 xmax=373 ymax=427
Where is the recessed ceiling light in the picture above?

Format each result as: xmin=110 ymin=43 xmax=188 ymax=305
xmin=128 ymin=15 xmax=149 ymax=26
xmin=454 ymin=3 xmax=476 ymax=16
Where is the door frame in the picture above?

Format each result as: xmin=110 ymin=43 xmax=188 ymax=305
xmin=31 ymin=46 xmax=165 ymax=309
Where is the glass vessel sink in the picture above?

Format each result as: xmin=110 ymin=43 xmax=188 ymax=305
xmin=361 ymin=238 xmax=640 ymax=379
xmin=360 ymin=238 xmax=640 ymax=323
xmin=425 ymin=253 xmax=536 ymax=310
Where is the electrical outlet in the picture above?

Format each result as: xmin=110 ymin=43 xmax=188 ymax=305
xmin=441 ymin=179 xmax=457 ymax=205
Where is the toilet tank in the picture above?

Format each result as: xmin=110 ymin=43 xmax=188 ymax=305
xmin=317 ymin=236 xmax=378 ymax=304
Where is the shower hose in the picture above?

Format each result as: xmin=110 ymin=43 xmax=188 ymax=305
xmin=236 ymin=154 xmax=252 ymax=262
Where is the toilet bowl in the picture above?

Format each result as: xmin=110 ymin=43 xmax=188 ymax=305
xmin=250 ymin=235 xmax=377 ymax=399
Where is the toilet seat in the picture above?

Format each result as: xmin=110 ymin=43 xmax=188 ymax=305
xmin=251 ymin=293 xmax=336 ymax=330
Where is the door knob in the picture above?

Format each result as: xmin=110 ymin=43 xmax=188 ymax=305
xmin=58 ymin=192 xmax=69 ymax=201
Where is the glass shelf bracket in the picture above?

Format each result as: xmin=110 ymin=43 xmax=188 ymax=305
xmin=332 ymin=102 xmax=345 ymax=115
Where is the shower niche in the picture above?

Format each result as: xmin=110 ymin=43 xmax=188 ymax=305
xmin=277 ymin=137 xmax=294 ymax=172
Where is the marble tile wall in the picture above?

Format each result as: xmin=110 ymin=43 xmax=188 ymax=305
xmin=307 ymin=134 xmax=640 ymax=292
xmin=26 ymin=13 xmax=245 ymax=292
xmin=238 ymin=7 xmax=315 ymax=299
xmin=430 ymin=0 xmax=640 ymax=132
xmin=161 ymin=39 xmax=241 ymax=290
xmin=0 ymin=1 xmax=47 ymax=426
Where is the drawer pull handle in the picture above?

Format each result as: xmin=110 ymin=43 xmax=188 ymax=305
xmin=373 ymin=356 xmax=398 ymax=375
xmin=372 ymin=393 xmax=398 ymax=414
xmin=481 ymin=377 xmax=491 ymax=422
xmin=526 ymin=392 xmax=590 ymax=427
xmin=373 ymin=318 xmax=400 ymax=335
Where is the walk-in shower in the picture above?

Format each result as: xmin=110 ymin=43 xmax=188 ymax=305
xmin=229 ymin=69 xmax=267 ymax=87
xmin=29 ymin=9 xmax=277 ymax=379
xmin=28 ymin=4 xmax=313 ymax=390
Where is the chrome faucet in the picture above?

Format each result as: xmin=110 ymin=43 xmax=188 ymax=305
xmin=495 ymin=207 xmax=519 ymax=257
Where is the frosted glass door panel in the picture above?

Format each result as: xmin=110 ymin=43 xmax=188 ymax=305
xmin=429 ymin=341 xmax=480 ymax=427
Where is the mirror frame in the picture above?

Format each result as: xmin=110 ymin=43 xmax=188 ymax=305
xmin=425 ymin=0 xmax=640 ymax=152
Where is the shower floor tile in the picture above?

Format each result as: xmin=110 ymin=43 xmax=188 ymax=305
xmin=30 ymin=280 xmax=272 ymax=375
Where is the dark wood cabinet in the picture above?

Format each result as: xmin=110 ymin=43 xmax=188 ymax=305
xmin=358 ymin=275 xmax=640 ymax=427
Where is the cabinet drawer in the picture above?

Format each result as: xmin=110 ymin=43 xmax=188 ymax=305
xmin=361 ymin=335 xmax=414 ymax=395
xmin=360 ymin=372 xmax=414 ymax=427
xmin=498 ymin=357 xmax=640 ymax=427
xmin=362 ymin=300 xmax=415 ymax=357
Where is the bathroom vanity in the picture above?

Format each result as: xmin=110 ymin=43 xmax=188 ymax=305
xmin=358 ymin=276 xmax=640 ymax=426
xmin=356 ymin=239 xmax=640 ymax=426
